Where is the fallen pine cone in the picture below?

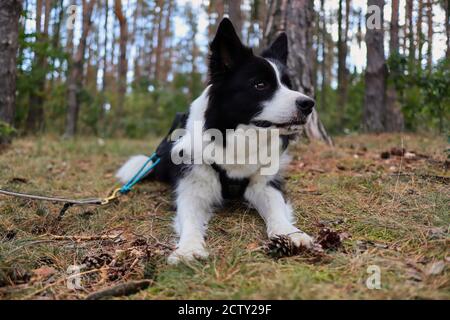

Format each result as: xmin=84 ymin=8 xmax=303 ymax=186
xmin=265 ymin=235 xmax=323 ymax=259
xmin=390 ymin=147 xmax=406 ymax=157
xmin=316 ymin=228 xmax=342 ymax=250
xmin=82 ymin=253 xmax=113 ymax=269
xmin=266 ymin=235 xmax=298 ymax=258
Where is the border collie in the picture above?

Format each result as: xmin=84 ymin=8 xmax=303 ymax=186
xmin=117 ymin=18 xmax=316 ymax=264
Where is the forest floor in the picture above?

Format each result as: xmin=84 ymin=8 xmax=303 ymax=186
xmin=0 ymin=133 xmax=448 ymax=300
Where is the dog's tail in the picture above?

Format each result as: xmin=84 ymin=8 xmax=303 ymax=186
xmin=116 ymin=155 xmax=155 ymax=184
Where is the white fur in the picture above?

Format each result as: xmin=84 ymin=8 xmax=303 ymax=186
xmin=253 ymin=60 xmax=310 ymax=125
xmin=244 ymin=174 xmax=313 ymax=248
xmin=168 ymin=91 xmax=312 ymax=263
xmin=120 ymin=69 xmax=314 ymax=264
xmin=116 ymin=155 xmax=154 ymax=184
xmin=168 ymin=164 xmax=222 ymax=264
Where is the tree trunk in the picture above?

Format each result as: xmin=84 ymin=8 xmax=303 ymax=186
xmin=320 ymin=0 xmax=327 ymax=112
xmin=26 ymin=0 xmax=49 ymax=133
xmin=337 ymin=0 xmax=350 ymax=119
xmin=385 ymin=0 xmax=404 ymax=132
xmin=208 ymin=0 xmax=225 ymax=40
xmin=389 ymin=0 xmax=400 ymax=56
xmin=50 ymin=0 xmax=64 ymax=84
xmin=417 ymin=0 xmax=424 ymax=65
xmin=161 ymin=0 xmax=174 ymax=82
xmin=99 ymin=0 xmax=109 ymax=130
xmin=426 ymin=0 xmax=433 ymax=71
xmin=114 ymin=0 xmax=128 ymax=126
xmin=363 ymin=0 xmax=386 ymax=133
xmin=406 ymin=0 xmax=415 ymax=63
xmin=153 ymin=0 xmax=165 ymax=83
xmin=285 ymin=0 xmax=333 ymax=145
xmin=0 ymin=0 xmax=21 ymax=143
xmin=65 ymin=0 xmax=96 ymax=138
xmin=264 ymin=0 xmax=332 ymax=145
xmin=263 ymin=0 xmax=288 ymax=47
xmin=226 ymin=0 xmax=243 ymax=38
xmin=446 ymin=0 xmax=450 ymax=59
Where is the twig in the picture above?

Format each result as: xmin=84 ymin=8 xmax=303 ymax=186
xmin=23 ymin=268 xmax=102 ymax=300
xmin=147 ymin=233 xmax=174 ymax=250
xmin=45 ymin=233 xmax=123 ymax=242
xmin=389 ymin=173 xmax=450 ymax=185
xmin=85 ymin=280 xmax=152 ymax=300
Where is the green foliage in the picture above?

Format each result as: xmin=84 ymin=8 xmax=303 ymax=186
xmin=0 ymin=122 xmax=16 ymax=143
xmin=317 ymin=71 xmax=365 ymax=135
xmin=387 ymin=55 xmax=450 ymax=133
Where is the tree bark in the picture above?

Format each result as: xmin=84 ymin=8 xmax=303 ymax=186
xmin=26 ymin=0 xmax=50 ymax=133
xmin=208 ymin=0 xmax=225 ymax=40
xmin=65 ymin=0 xmax=96 ymax=138
xmin=337 ymin=0 xmax=350 ymax=118
xmin=363 ymin=0 xmax=386 ymax=133
xmin=385 ymin=0 xmax=404 ymax=132
xmin=264 ymin=0 xmax=332 ymax=145
xmin=389 ymin=0 xmax=400 ymax=56
xmin=426 ymin=0 xmax=433 ymax=70
xmin=446 ymin=0 xmax=450 ymax=59
xmin=285 ymin=0 xmax=333 ymax=145
xmin=114 ymin=0 xmax=128 ymax=125
xmin=406 ymin=0 xmax=415 ymax=63
xmin=320 ymin=0 xmax=327 ymax=112
xmin=161 ymin=0 xmax=174 ymax=82
xmin=417 ymin=0 xmax=424 ymax=65
xmin=153 ymin=0 xmax=165 ymax=83
xmin=226 ymin=0 xmax=243 ymax=38
xmin=0 ymin=0 xmax=21 ymax=142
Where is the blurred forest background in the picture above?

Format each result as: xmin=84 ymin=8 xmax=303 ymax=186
xmin=0 ymin=0 xmax=449 ymax=143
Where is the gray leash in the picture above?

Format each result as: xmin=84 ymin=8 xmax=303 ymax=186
xmin=0 ymin=188 xmax=114 ymax=220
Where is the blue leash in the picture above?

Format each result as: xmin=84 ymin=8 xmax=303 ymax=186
xmin=119 ymin=152 xmax=161 ymax=194
xmin=0 ymin=113 xmax=186 ymax=218
xmin=101 ymin=152 xmax=161 ymax=204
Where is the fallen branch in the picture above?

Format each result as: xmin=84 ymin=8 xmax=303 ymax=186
xmin=85 ymin=280 xmax=152 ymax=300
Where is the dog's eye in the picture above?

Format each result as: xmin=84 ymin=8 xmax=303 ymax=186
xmin=254 ymin=81 xmax=268 ymax=91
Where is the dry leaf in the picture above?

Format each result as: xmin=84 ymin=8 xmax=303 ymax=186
xmin=246 ymin=242 xmax=259 ymax=251
xmin=31 ymin=266 xmax=56 ymax=281
xmin=425 ymin=261 xmax=446 ymax=276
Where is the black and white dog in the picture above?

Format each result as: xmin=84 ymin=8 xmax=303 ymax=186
xmin=117 ymin=18 xmax=316 ymax=264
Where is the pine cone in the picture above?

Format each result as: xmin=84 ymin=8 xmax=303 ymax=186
xmin=316 ymin=228 xmax=342 ymax=250
xmin=266 ymin=235 xmax=298 ymax=258
xmin=82 ymin=253 xmax=113 ymax=269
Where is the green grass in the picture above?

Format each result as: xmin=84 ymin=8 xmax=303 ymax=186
xmin=0 ymin=133 xmax=448 ymax=299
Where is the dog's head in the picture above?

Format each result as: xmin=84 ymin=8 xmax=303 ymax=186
xmin=205 ymin=18 xmax=315 ymax=136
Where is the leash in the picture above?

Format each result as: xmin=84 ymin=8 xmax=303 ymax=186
xmin=0 ymin=112 xmax=188 ymax=219
xmin=0 ymin=152 xmax=159 ymax=219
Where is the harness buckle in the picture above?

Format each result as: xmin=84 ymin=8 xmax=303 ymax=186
xmin=101 ymin=188 xmax=122 ymax=205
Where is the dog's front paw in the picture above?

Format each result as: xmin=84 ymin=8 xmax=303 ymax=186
xmin=288 ymin=231 xmax=314 ymax=249
xmin=167 ymin=246 xmax=209 ymax=265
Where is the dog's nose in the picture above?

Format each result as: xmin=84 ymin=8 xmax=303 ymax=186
xmin=296 ymin=97 xmax=315 ymax=116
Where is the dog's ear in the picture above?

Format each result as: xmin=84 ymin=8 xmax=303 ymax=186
xmin=262 ymin=32 xmax=288 ymax=65
xmin=209 ymin=18 xmax=252 ymax=78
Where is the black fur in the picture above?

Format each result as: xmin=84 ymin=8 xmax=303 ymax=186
xmin=147 ymin=19 xmax=295 ymax=196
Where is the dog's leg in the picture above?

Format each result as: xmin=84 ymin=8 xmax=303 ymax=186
xmin=245 ymin=180 xmax=313 ymax=248
xmin=168 ymin=166 xmax=221 ymax=264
